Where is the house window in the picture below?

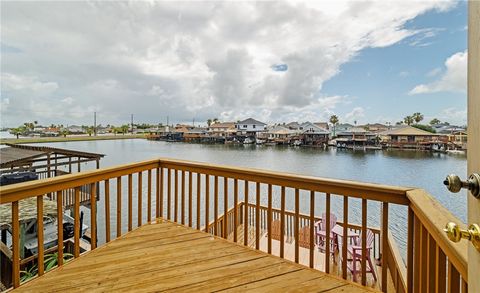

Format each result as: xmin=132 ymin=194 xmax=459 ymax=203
xmin=253 ymin=125 xmax=256 ymax=129
xmin=243 ymin=125 xmax=247 ymax=128
xmin=391 ymin=135 xmax=398 ymax=142
xmin=408 ymin=135 xmax=415 ymax=143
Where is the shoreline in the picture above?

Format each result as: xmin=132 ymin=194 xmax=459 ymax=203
xmin=0 ymin=134 xmax=146 ymax=145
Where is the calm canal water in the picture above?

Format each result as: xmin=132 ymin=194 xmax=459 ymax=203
xmin=35 ymin=139 xmax=467 ymax=257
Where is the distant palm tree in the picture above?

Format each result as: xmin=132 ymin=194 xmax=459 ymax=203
xmin=412 ymin=112 xmax=424 ymax=124
xmin=329 ymin=115 xmax=339 ymax=137
xmin=207 ymin=119 xmax=212 ymax=127
xmin=404 ymin=116 xmax=414 ymax=125
xmin=11 ymin=126 xmax=26 ymax=139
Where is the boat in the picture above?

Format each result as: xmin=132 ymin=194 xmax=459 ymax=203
xmin=24 ymin=213 xmax=89 ymax=256
xmin=255 ymin=138 xmax=265 ymax=145
xmin=292 ymin=140 xmax=302 ymax=146
xmin=243 ymin=137 xmax=255 ymax=144
xmin=446 ymin=149 xmax=466 ymax=155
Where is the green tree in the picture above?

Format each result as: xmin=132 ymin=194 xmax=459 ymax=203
xmin=412 ymin=112 xmax=424 ymax=124
xmin=329 ymin=115 xmax=339 ymax=137
xmin=404 ymin=116 xmax=414 ymax=125
xmin=121 ymin=124 xmax=129 ymax=135
xmin=11 ymin=126 xmax=27 ymax=139
xmin=429 ymin=118 xmax=441 ymax=125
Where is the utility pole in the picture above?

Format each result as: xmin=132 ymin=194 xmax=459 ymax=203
xmin=167 ymin=116 xmax=169 ymax=127
xmin=192 ymin=118 xmax=195 ymax=127
xmin=94 ymin=112 xmax=97 ymax=136
xmin=131 ymin=114 xmax=134 ymax=134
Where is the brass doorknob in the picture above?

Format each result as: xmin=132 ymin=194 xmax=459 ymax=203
xmin=444 ymin=222 xmax=480 ymax=252
xmin=443 ymin=173 xmax=480 ymax=198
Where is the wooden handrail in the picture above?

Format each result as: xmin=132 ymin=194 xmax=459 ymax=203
xmin=157 ymin=158 xmax=413 ymax=205
xmin=407 ymin=189 xmax=468 ymax=281
xmin=0 ymin=159 xmax=159 ymax=203
xmin=0 ymin=157 xmax=469 ymax=292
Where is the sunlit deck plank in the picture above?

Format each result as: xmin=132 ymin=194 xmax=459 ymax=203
xmin=15 ymin=220 xmax=374 ymax=293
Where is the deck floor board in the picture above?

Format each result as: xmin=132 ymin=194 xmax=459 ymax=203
xmin=14 ymin=219 xmax=375 ymax=292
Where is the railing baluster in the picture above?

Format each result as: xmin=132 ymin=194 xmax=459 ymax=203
xmin=74 ymin=187 xmax=80 ymax=258
xmin=105 ymin=180 xmax=111 ymax=242
xmin=214 ymin=176 xmax=218 ymax=236
xmin=267 ymin=184 xmax=272 ymax=254
xmin=280 ymin=186 xmax=285 ymax=258
xmin=435 ymin=243 xmax=447 ymax=293
xmin=342 ymin=196 xmax=348 ymax=279
xmin=36 ymin=195 xmax=45 ymax=277
xmin=234 ymin=179 xmax=238 ymax=242
xmin=167 ymin=169 xmax=171 ymax=220
xmin=147 ymin=169 xmax=152 ymax=222
xmin=138 ymin=172 xmax=142 ymax=227
xmin=325 ymin=193 xmax=331 ymax=273
xmin=309 ymin=191 xmax=314 ymax=268
xmin=12 ymin=201 xmax=20 ymax=288
xmin=174 ymin=170 xmax=178 ymax=222
xmin=181 ymin=170 xmax=185 ymax=225
xmin=188 ymin=172 xmax=192 ymax=227
xmin=407 ymin=206 xmax=414 ymax=292
xmin=159 ymin=167 xmax=163 ymax=218
xmin=56 ymin=190 xmax=64 ymax=266
xmin=413 ymin=215 xmax=421 ymax=293
xmin=205 ymin=175 xmax=210 ymax=232
xmin=294 ymin=188 xmax=299 ymax=263
xmin=90 ymin=183 xmax=97 ymax=249
xmin=223 ymin=177 xmax=228 ymax=239
xmin=156 ymin=167 xmax=160 ymax=218
xmin=381 ymin=202 xmax=388 ymax=292
xmin=116 ymin=177 xmax=122 ymax=237
xmin=244 ymin=181 xmax=249 ymax=246
xmin=196 ymin=173 xmax=201 ymax=230
xmin=128 ymin=174 xmax=133 ymax=231
xmin=448 ymin=262 xmax=460 ymax=293
xmin=427 ymin=234 xmax=436 ymax=292
xmin=420 ymin=226 xmax=428 ymax=292
xmin=361 ymin=198 xmax=367 ymax=285
xmin=256 ymin=182 xmax=261 ymax=250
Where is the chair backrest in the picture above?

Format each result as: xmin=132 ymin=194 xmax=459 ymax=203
xmin=320 ymin=213 xmax=337 ymax=231
xmin=355 ymin=229 xmax=375 ymax=247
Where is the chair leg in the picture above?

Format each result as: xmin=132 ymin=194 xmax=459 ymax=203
xmin=367 ymin=256 xmax=377 ymax=281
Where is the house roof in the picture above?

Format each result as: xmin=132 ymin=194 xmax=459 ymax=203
xmin=285 ymin=122 xmax=300 ymax=129
xmin=0 ymin=197 xmax=58 ymax=228
xmin=237 ymin=118 xmax=266 ymax=125
xmin=380 ymin=125 xmax=437 ymax=136
xmin=267 ymin=126 xmax=296 ymax=135
xmin=313 ymin=122 xmax=329 ymax=129
xmin=0 ymin=144 xmax=104 ymax=169
xmin=300 ymin=122 xmax=330 ymax=134
xmin=210 ymin=122 xmax=235 ymax=128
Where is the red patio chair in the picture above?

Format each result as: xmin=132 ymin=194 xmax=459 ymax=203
xmin=341 ymin=229 xmax=377 ymax=282
xmin=315 ymin=213 xmax=337 ymax=254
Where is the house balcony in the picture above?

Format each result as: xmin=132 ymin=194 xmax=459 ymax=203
xmin=0 ymin=158 xmax=467 ymax=292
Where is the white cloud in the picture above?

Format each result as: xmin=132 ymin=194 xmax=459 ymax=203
xmin=438 ymin=107 xmax=467 ymax=125
xmin=344 ymin=107 xmax=365 ymax=124
xmin=0 ymin=1 xmax=457 ymax=126
xmin=409 ymin=50 xmax=467 ymax=95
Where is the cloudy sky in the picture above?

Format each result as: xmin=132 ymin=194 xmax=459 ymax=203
xmin=1 ymin=1 xmax=467 ymax=127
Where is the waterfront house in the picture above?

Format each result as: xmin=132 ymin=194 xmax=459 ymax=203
xmin=209 ymin=122 xmax=236 ymax=138
xmin=335 ymin=123 xmax=354 ymax=133
xmin=336 ymin=127 xmax=378 ymax=149
xmin=66 ymin=125 xmax=84 ymax=134
xmin=266 ymin=125 xmax=297 ymax=144
xmin=313 ymin=122 xmax=329 ymax=130
xmin=235 ymin=118 xmax=267 ymax=137
xmin=285 ymin=121 xmax=301 ymax=130
xmin=379 ymin=125 xmax=447 ymax=150
xmin=358 ymin=123 xmax=389 ymax=133
xmin=299 ymin=122 xmax=330 ymax=145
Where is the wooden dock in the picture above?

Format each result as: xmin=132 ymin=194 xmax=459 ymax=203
xmin=14 ymin=220 xmax=374 ymax=292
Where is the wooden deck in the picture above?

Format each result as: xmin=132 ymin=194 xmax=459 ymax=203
xmin=15 ymin=219 xmax=375 ymax=292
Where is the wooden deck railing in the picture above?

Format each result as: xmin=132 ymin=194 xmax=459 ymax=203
xmin=0 ymin=158 xmax=468 ymax=292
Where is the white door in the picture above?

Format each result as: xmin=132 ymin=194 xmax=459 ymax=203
xmin=468 ymin=2 xmax=480 ymax=292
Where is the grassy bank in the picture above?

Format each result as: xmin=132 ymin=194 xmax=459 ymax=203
xmin=1 ymin=134 xmax=146 ymax=145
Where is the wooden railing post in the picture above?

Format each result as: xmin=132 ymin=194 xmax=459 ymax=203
xmin=381 ymin=202 xmax=388 ymax=292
